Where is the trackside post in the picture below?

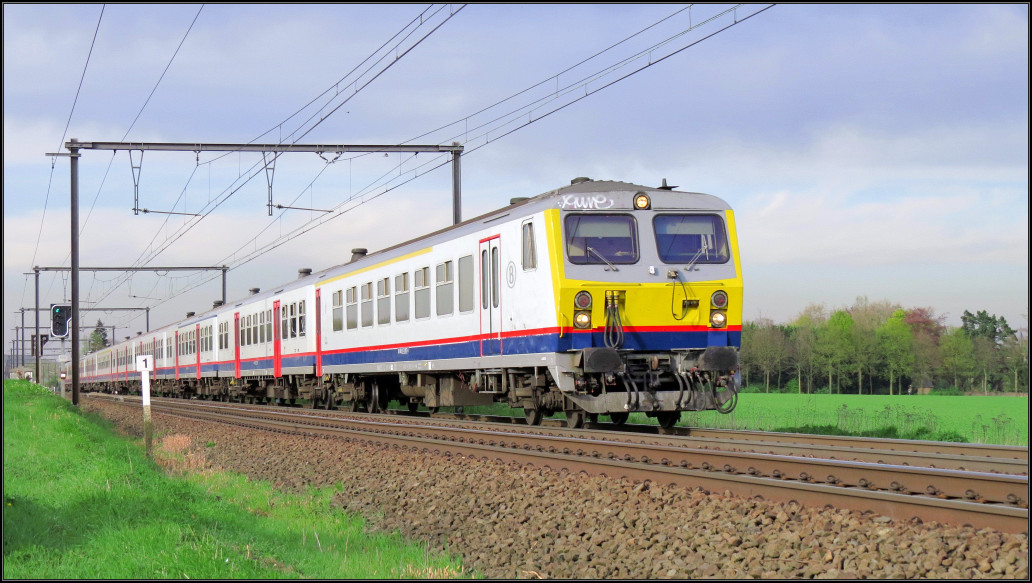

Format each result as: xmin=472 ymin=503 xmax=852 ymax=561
xmin=135 ymin=355 xmax=154 ymax=458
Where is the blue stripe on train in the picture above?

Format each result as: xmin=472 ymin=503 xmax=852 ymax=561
xmin=320 ymin=329 xmax=740 ymax=367
xmin=86 ymin=330 xmax=740 ymax=379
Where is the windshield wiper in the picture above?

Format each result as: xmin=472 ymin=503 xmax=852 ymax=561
xmin=683 ymin=246 xmax=706 ymax=274
xmin=587 ymin=246 xmax=619 ymax=272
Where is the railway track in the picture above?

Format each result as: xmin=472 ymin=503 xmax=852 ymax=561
xmin=400 ymin=409 xmax=1029 ymax=474
xmin=90 ymin=394 xmax=1029 ymax=533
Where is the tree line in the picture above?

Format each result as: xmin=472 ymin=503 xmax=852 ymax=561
xmin=739 ymin=298 xmax=1029 ymax=395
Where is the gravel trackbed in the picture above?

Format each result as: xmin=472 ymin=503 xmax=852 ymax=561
xmin=83 ymin=399 xmax=1028 ymax=579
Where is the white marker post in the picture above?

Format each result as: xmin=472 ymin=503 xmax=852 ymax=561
xmin=135 ymin=355 xmax=154 ymax=458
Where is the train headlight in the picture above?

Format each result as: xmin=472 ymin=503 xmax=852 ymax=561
xmin=574 ymin=291 xmax=593 ymax=310
xmin=709 ymin=310 xmax=727 ymax=328
xmin=711 ymin=291 xmax=729 ymax=309
xmin=574 ymin=310 xmax=592 ymax=329
xmin=633 ymin=192 xmax=651 ymax=210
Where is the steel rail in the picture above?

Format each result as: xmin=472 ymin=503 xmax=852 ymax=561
xmin=102 ymin=396 xmax=1029 ymax=533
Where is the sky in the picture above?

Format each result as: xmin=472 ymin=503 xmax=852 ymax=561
xmin=3 ymin=3 xmax=1029 ymax=362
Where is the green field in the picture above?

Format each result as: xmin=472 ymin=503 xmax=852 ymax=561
xmin=3 ymin=380 xmax=470 ymax=579
xmin=464 ymin=392 xmax=1028 ymax=445
xmin=679 ymin=393 xmax=1029 ymax=446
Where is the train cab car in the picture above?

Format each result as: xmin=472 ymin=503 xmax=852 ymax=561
xmin=545 ymin=178 xmax=743 ymax=426
xmin=312 ymin=177 xmax=743 ymax=427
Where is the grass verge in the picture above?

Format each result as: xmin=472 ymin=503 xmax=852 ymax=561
xmin=3 ymin=380 xmax=470 ymax=579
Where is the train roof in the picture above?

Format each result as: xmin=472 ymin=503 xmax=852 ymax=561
xmin=328 ymin=177 xmax=730 ymax=276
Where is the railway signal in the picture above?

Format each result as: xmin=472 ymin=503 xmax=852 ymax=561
xmin=31 ymin=334 xmax=49 ymax=356
xmin=50 ymin=303 xmax=71 ymax=338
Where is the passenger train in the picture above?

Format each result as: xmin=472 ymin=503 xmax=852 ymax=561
xmin=80 ymin=177 xmax=743 ymax=428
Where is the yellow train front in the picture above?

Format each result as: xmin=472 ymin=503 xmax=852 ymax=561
xmin=531 ymin=178 xmax=743 ymax=428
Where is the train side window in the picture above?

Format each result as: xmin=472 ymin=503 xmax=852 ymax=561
xmin=298 ymin=300 xmax=306 ymax=337
xmin=245 ymin=315 xmax=252 ymax=346
xmin=458 ymin=255 xmax=474 ymax=313
xmin=481 ymin=250 xmax=489 ymax=309
xmin=377 ymin=278 xmax=391 ymax=325
xmin=395 ymin=273 xmax=410 ymax=322
xmin=491 ymin=247 xmax=500 ymax=308
xmin=361 ymin=283 xmax=374 ymax=327
xmin=522 ymin=221 xmax=536 ymax=270
xmin=266 ymin=309 xmax=273 ymax=341
xmin=346 ymin=287 xmax=358 ymax=330
xmin=252 ymin=314 xmax=259 ymax=345
xmin=281 ymin=306 xmax=288 ymax=340
xmin=436 ymin=261 xmax=454 ymax=316
xmin=332 ymin=290 xmax=344 ymax=331
xmin=414 ymin=267 xmax=430 ymax=319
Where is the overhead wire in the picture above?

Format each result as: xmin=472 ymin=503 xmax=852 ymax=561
xmin=78 ymin=5 xmax=775 ymax=325
xmin=21 ymin=5 xmax=105 ymax=312
xmin=122 ymin=5 xmax=466 ymax=280
xmin=74 ymin=3 xmax=206 ymax=312
xmin=74 ymin=5 xmax=460 ymax=318
xmin=213 ymin=4 xmax=774 ymax=269
xmin=204 ymin=5 xmax=714 ymax=269
xmin=65 ymin=5 xmax=206 ymax=322
xmin=148 ymin=4 xmax=776 ymax=304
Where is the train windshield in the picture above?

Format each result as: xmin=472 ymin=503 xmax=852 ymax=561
xmin=653 ymin=214 xmax=730 ymax=264
xmin=564 ymin=214 xmax=639 ymax=265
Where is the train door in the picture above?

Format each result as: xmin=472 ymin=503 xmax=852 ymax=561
xmin=234 ymin=312 xmax=241 ymax=378
xmin=174 ymin=331 xmax=180 ymax=380
xmin=195 ymin=321 xmax=201 ymax=381
xmin=479 ymin=235 xmax=503 ymax=355
xmin=314 ymin=291 xmax=323 ymax=377
xmin=273 ymin=300 xmax=282 ymax=377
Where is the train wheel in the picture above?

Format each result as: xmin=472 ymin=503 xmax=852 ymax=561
xmin=565 ymin=409 xmax=586 ymax=429
xmin=428 ymin=406 xmax=439 ymax=415
xmin=324 ymin=391 xmax=335 ymax=410
xmin=407 ymin=401 xmax=419 ymax=413
xmin=657 ymin=411 xmax=680 ymax=429
xmin=525 ymin=408 xmax=543 ymax=426
xmin=309 ymin=396 xmax=322 ymax=409
xmin=349 ymin=399 xmax=362 ymax=412
xmin=609 ymin=412 xmax=629 ymax=425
